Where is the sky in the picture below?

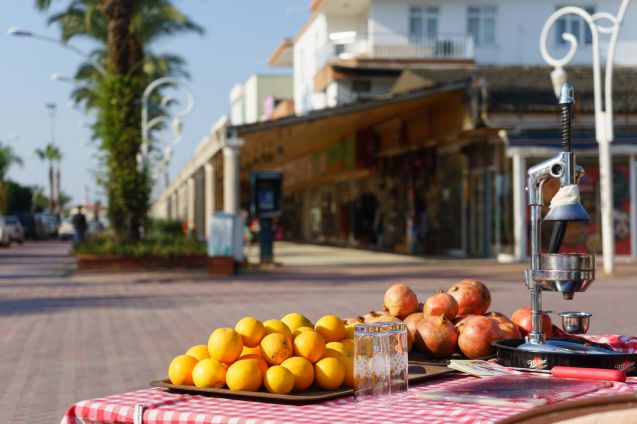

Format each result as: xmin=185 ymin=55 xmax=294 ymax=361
xmin=0 ymin=0 xmax=308 ymax=206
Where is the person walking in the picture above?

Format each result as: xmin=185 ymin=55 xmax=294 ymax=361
xmin=71 ymin=205 xmax=88 ymax=242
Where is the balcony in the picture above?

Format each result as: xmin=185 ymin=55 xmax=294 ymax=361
xmin=317 ymin=32 xmax=475 ymax=69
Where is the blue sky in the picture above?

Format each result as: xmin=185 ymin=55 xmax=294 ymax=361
xmin=0 ymin=0 xmax=307 ymax=205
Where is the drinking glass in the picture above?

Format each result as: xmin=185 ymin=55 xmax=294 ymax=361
xmin=386 ymin=322 xmax=409 ymax=394
xmin=353 ymin=323 xmax=391 ymax=402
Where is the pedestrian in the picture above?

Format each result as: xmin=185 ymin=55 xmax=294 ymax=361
xmin=71 ymin=205 xmax=88 ymax=242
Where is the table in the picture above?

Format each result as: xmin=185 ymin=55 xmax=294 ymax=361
xmin=61 ymin=335 xmax=637 ymax=424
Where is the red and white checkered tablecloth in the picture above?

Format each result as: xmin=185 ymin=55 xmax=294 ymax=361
xmin=61 ymin=335 xmax=637 ymax=424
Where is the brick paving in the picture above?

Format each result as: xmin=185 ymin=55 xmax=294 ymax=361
xmin=0 ymin=241 xmax=636 ymax=423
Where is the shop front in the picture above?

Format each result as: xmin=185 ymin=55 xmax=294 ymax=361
xmin=235 ymin=82 xmax=510 ymax=258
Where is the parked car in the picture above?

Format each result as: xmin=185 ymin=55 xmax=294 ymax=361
xmin=58 ymin=219 xmax=74 ymax=241
xmin=39 ymin=212 xmax=59 ymax=238
xmin=18 ymin=213 xmax=46 ymax=240
xmin=0 ymin=216 xmax=11 ymax=247
xmin=4 ymin=215 xmax=24 ymax=244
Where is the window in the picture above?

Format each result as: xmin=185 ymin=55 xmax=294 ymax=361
xmin=409 ymin=6 xmax=439 ymax=41
xmin=555 ymin=6 xmax=595 ymax=46
xmin=467 ymin=6 xmax=496 ymax=45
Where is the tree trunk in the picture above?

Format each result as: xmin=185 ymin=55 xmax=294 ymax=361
xmin=48 ymin=161 xmax=54 ymax=212
xmin=99 ymin=0 xmax=148 ymax=242
xmin=101 ymin=0 xmax=133 ymax=75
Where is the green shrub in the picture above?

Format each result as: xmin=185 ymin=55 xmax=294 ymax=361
xmin=73 ymin=229 xmax=206 ymax=258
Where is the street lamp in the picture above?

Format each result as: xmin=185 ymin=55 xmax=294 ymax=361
xmin=540 ymin=0 xmax=631 ymax=274
xmin=138 ymin=77 xmax=194 ymax=185
xmin=7 ymin=27 xmax=106 ymax=76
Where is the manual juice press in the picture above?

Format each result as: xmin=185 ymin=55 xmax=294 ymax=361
xmin=493 ymin=83 xmax=637 ymax=375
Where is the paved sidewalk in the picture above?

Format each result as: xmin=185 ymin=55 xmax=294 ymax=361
xmin=1 ymin=241 xmax=636 ymax=423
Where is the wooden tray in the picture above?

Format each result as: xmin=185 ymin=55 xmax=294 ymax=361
xmin=150 ymin=363 xmax=454 ymax=405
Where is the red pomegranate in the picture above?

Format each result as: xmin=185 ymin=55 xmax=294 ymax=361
xmin=363 ymin=310 xmax=402 ymax=324
xmin=458 ymin=315 xmax=499 ymax=359
xmin=453 ymin=314 xmax=472 ymax=331
xmin=495 ymin=322 xmax=522 ymax=339
xmin=423 ymin=290 xmax=459 ymax=320
xmin=511 ymin=307 xmax=553 ymax=337
xmin=447 ymin=279 xmax=491 ymax=316
xmin=403 ymin=312 xmax=426 ymax=352
xmin=485 ymin=311 xmax=512 ymax=325
xmin=384 ymin=283 xmax=419 ymax=319
xmin=415 ymin=315 xmax=459 ymax=359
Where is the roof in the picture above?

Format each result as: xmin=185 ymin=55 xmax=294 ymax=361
xmin=232 ymin=79 xmax=471 ymax=135
xmin=507 ymin=128 xmax=637 ymax=150
xmin=333 ymin=65 xmax=637 ymax=113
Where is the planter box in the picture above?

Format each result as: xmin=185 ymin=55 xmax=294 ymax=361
xmin=76 ymin=254 xmax=208 ymax=272
xmin=208 ymin=256 xmax=236 ymax=276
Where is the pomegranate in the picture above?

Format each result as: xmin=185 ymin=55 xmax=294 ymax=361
xmin=457 ymin=315 xmax=499 ymax=359
xmin=453 ymin=314 xmax=472 ymax=332
xmin=344 ymin=316 xmax=364 ymax=325
xmin=423 ymin=290 xmax=459 ymax=320
xmin=495 ymin=322 xmax=522 ymax=339
xmin=415 ymin=315 xmax=459 ymax=359
xmin=383 ymin=283 xmax=419 ymax=319
xmin=511 ymin=307 xmax=553 ymax=337
xmin=363 ymin=310 xmax=402 ymax=324
xmin=403 ymin=312 xmax=425 ymax=352
xmin=485 ymin=311 xmax=512 ymax=325
xmin=447 ymin=279 xmax=491 ymax=315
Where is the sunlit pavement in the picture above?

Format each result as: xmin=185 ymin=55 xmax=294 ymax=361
xmin=1 ymin=241 xmax=636 ymax=423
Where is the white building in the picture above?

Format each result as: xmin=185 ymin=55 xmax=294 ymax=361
xmin=268 ymin=0 xmax=637 ymax=114
xmin=229 ymin=74 xmax=294 ymax=125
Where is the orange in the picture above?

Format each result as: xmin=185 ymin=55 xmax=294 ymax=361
xmin=242 ymin=345 xmax=262 ymax=356
xmin=293 ymin=331 xmax=326 ymax=363
xmin=263 ymin=319 xmax=293 ymax=341
xmin=281 ymin=357 xmax=314 ymax=392
xmin=340 ymin=339 xmax=355 ymax=355
xmin=237 ymin=354 xmax=269 ymax=376
xmin=314 ymin=357 xmax=345 ymax=390
xmin=185 ymin=344 xmax=210 ymax=361
xmin=323 ymin=347 xmax=345 ymax=361
xmin=192 ymin=358 xmax=227 ymax=388
xmin=281 ymin=313 xmax=313 ymax=332
xmin=263 ymin=365 xmax=295 ymax=395
xmin=314 ymin=315 xmax=346 ymax=343
xmin=235 ymin=317 xmax=267 ymax=348
xmin=345 ymin=323 xmax=356 ymax=339
xmin=168 ymin=354 xmax=198 ymax=386
xmin=326 ymin=341 xmax=352 ymax=359
xmin=208 ymin=328 xmax=243 ymax=364
xmin=340 ymin=356 xmax=354 ymax=388
xmin=226 ymin=360 xmax=262 ymax=391
xmin=293 ymin=326 xmax=314 ymax=338
xmin=260 ymin=332 xmax=293 ymax=365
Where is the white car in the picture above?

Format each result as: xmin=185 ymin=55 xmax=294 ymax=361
xmin=4 ymin=215 xmax=24 ymax=244
xmin=0 ymin=216 xmax=11 ymax=247
xmin=58 ymin=219 xmax=75 ymax=241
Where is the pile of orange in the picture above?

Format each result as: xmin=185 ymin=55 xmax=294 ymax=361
xmin=167 ymin=313 xmax=354 ymax=394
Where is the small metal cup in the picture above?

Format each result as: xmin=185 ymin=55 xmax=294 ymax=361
xmin=559 ymin=311 xmax=592 ymax=334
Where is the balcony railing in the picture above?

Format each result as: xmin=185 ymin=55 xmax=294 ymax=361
xmin=317 ymin=32 xmax=475 ymax=69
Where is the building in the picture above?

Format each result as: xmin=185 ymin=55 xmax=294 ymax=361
xmin=229 ymin=74 xmax=294 ymax=125
xmin=268 ymin=0 xmax=637 ymax=114
xmin=151 ymin=0 xmax=637 ymax=260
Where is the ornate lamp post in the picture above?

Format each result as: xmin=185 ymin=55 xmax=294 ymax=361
xmin=539 ymin=0 xmax=631 ymax=274
xmin=138 ymin=77 xmax=194 ymax=185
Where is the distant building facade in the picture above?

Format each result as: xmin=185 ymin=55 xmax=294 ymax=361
xmin=268 ymin=0 xmax=637 ymax=114
xmin=152 ymin=0 xmax=637 ymax=261
xmin=229 ymin=74 xmax=294 ymax=125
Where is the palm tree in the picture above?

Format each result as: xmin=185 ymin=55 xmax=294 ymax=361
xmin=0 ymin=142 xmax=23 ymax=181
xmin=34 ymin=0 xmax=202 ymax=241
xmin=35 ymin=144 xmax=62 ymax=212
